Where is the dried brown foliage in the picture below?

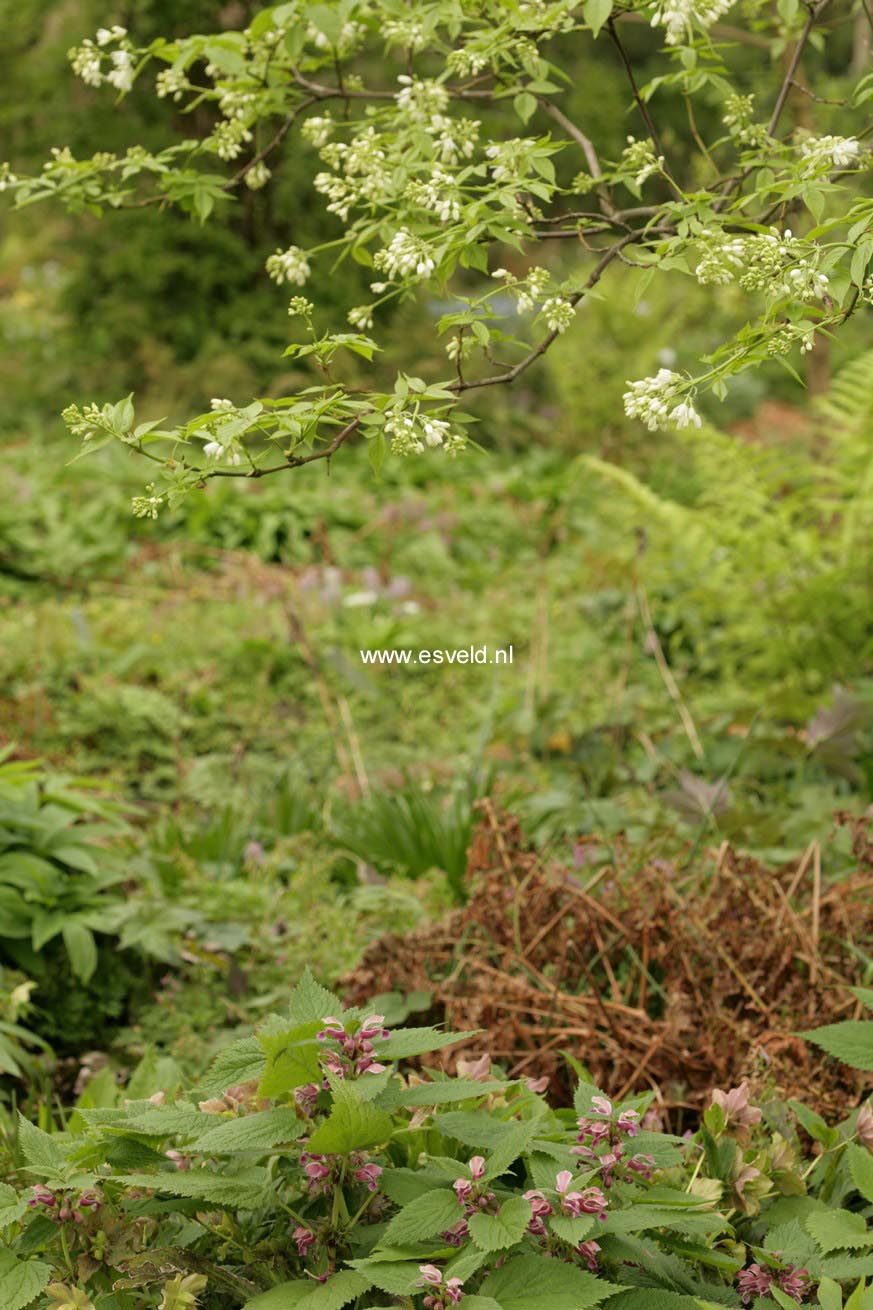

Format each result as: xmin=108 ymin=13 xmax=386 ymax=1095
xmin=342 ymin=801 xmax=872 ymax=1125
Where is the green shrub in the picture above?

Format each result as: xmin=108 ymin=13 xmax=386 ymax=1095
xmin=1 ymin=971 xmax=871 ymax=1309
xmin=0 ymin=754 xmax=156 ymax=1053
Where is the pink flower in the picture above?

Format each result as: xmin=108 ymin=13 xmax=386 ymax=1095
xmin=360 ymin=1015 xmax=390 ymax=1039
xmin=711 ymin=1081 xmax=762 ymax=1135
xmin=627 ymin=1153 xmax=656 ymax=1180
xmin=457 ymin=1053 xmax=492 ymax=1081
xmin=354 ymin=1163 xmax=383 ymax=1192
xmin=578 ymin=1239 xmax=601 ymax=1271
xmin=618 ymin=1109 xmax=640 ymax=1137
xmin=294 ymin=1226 xmax=316 ymax=1257
xmin=28 ymin=1185 xmax=57 ymax=1209
xmin=737 ymin=1263 xmax=773 ymax=1304
xmin=522 ymin=1189 xmax=552 ymax=1234
xmin=857 ymin=1102 xmax=873 ymax=1153
xmin=591 ymin=1096 xmax=613 ymax=1116
xmin=440 ymin=1219 xmax=469 ymax=1246
xmin=525 ymin=1075 xmax=550 ymax=1094
xmin=318 ymin=1018 xmax=346 ymax=1041
xmin=453 ymin=1178 xmax=472 ymax=1205
xmin=568 ymin=1187 xmax=608 ymax=1220
xmin=469 ymin=1156 xmax=485 ymax=1181
xmin=445 ymin=1278 xmax=465 ymax=1305
xmin=164 ymin=1150 xmax=191 ymax=1171
xmin=417 ymin=1265 xmax=444 ymax=1286
xmin=295 ymin=1083 xmax=319 ymax=1116
xmin=778 ymin=1266 xmax=811 ymax=1303
xmin=555 ymin=1171 xmax=574 ymax=1195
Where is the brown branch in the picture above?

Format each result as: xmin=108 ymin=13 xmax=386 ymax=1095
xmin=205 ymin=413 xmax=362 ymax=479
xmin=607 ymin=19 xmax=669 ymax=170
xmin=768 ymin=0 xmax=832 ymax=136
xmin=449 ymin=232 xmax=641 ymax=394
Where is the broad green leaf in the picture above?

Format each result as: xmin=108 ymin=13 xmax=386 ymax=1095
xmin=468 ymin=1196 xmax=532 ymax=1251
xmin=382 ymin=1188 xmax=462 ymax=1246
xmin=849 ymin=1143 xmax=873 ymax=1204
xmin=584 ymin=0 xmax=613 ymax=36
xmin=16 ymin=1116 xmax=65 ymax=1177
xmin=807 ymin=1210 xmax=870 ymax=1253
xmin=244 ymin=1271 xmax=369 ymax=1310
xmin=190 ymin=1108 xmax=304 ymax=1154
xmin=62 ymin=920 xmax=98 ymax=981
xmin=118 ymin=1166 xmax=269 ymax=1209
xmin=816 ymin=1276 xmax=843 ymax=1310
xmin=287 ymin=971 xmax=343 ymax=1026
xmin=381 ymin=1080 xmax=508 ymax=1109
xmin=0 ymin=1183 xmax=28 ymax=1226
xmin=0 ymin=1250 xmax=51 ymax=1310
xmin=306 ymin=1086 xmax=393 ymax=1155
xmin=258 ymin=1022 xmax=323 ymax=1098
xmin=378 ymin=1027 xmax=480 ymax=1059
xmin=802 ymin=1022 xmax=873 ymax=1072
xmin=198 ymin=1036 xmax=265 ymax=1097
xmin=481 ymin=1253 xmax=615 ymax=1310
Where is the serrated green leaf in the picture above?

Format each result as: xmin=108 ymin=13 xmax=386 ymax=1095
xmin=118 ymin=1167 xmax=269 ymax=1209
xmin=258 ymin=1022 xmax=323 ymax=1098
xmin=807 ymin=1210 xmax=870 ymax=1253
xmin=468 ymin=1196 xmax=532 ymax=1251
xmin=481 ymin=1253 xmax=614 ymax=1309
xmin=802 ymin=1022 xmax=873 ymax=1072
xmin=382 ymin=1188 xmax=461 ymax=1246
xmin=849 ymin=1143 xmax=873 ymax=1204
xmin=0 ymin=1250 xmax=51 ymax=1310
xmin=306 ymin=1086 xmax=393 ymax=1155
xmin=190 ymin=1108 xmax=304 ymax=1154
xmin=378 ymin=1027 xmax=480 ymax=1059
xmin=16 ymin=1116 xmax=64 ymax=1177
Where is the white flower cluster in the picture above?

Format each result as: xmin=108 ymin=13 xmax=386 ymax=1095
xmin=621 ymin=137 xmax=663 ymax=188
xmin=107 ymin=49 xmax=134 ymax=92
xmin=218 ymin=88 xmax=259 ymax=121
xmin=485 ymin=138 xmax=539 ymax=185
xmin=384 ymin=18 xmax=427 ymax=50
xmin=307 ymin=20 xmax=366 ymax=52
xmin=800 ymin=135 xmax=861 ymax=174
xmin=445 ymin=45 xmax=490 ymax=76
xmin=70 ymin=28 xmax=133 ymax=90
xmin=266 ymin=245 xmax=311 ymax=286
xmin=348 ymin=306 xmax=374 ymax=330
xmin=623 ymin=369 xmax=702 ymax=431
xmin=429 ymin=115 xmax=480 ymax=166
xmin=395 ymin=76 xmax=449 ymax=122
xmin=210 ymin=119 xmax=253 ymax=162
xmin=69 ymin=41 xmax=103 ymax=87
xmin=61 ymin=402 xmax=103 ymax=440
xmin=492 ymin=266 xmax=550 ymax=314
xmin=315 ymin=127 xmax=389 ymax=220
xmin=156 ymin=67 xmax=188 ymax=101
xmin=721 ymin=94 xmax=767 ymax=148
xmin=96 ymin=24 xmax=127 ymax=45
xmin=541 ymin=297 xmax=576 ymax=333
xmin=650 ymin=0 xmax=736 ymax=45
xmin=374 ymin=229 xmax=435 ymax=281
xmin=202 ymin=400 xmax=243 ymax=464
xmin=405 ymin=170 xmax=462 ymax=224
xmin=0 ymin=163 xmax=17 ymax=192
xmin=695 ymin=229 xmax=829 ymax=302
xmin=301 ymin=115 xmax=334 ymax=149
xmin=245 ymin=161 xmax=271 ymax=191
xmin=385 ymin=411 xmax=466 ymax=456
xmin=131 ymin=484 xmax=165 ymax=518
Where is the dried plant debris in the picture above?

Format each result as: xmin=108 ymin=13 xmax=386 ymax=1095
xmin=342 ymin=801 xmax=872 ymax=1125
